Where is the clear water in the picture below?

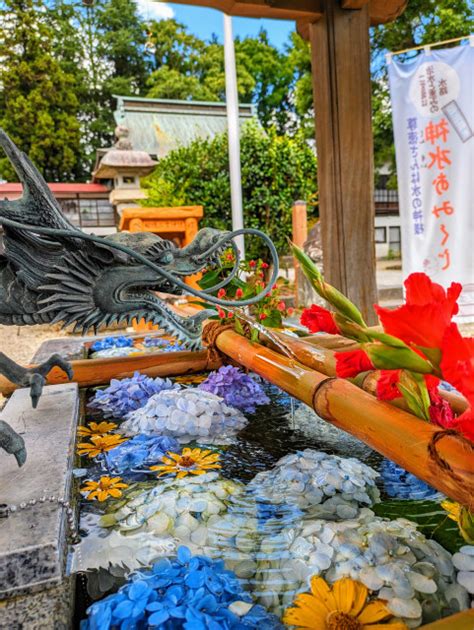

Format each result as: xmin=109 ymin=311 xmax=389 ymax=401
xmin=74 ymin=374 xmax=465 ymax=628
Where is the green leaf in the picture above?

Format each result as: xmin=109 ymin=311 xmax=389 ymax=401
xmin=372 ymin=499 xmax=464 ymax=554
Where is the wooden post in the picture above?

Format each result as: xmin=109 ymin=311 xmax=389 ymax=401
xmin=309 ymin=2 xmax=378 ymax=323
xmin=292 ymin=200 xmax=308 ymax=307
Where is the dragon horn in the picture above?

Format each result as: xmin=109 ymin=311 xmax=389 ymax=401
xmin=0 ymin=129 xmax=77 ymax=233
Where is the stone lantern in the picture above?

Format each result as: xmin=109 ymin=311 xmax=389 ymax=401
xmin=92 ymin=125 xmax=157 ymax=214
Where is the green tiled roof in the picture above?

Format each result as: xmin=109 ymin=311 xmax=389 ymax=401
xmin=113 ymin=96 xmax=256 ymax=158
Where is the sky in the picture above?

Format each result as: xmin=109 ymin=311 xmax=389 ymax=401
xmin=135 ymin=1 xmax=296 ymax=50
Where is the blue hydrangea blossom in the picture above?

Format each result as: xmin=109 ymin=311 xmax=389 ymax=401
xmin=380 ymin=459 xmax=442 ymax=500
xmin=199 ymin=366 xmax=270 ymax=414
xmin=91 ymin=336 xmax=134 ymax=352
xmin=82 ymin=546 xmax=283 ymax=629
xmin=105 ymin=435 xmax=180 ymax=475
xmin=88 ymin=371 xmax=180 ymax=418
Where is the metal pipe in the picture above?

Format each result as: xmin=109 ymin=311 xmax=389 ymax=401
xmin=223 ymin=13 xmax=245 ymax=258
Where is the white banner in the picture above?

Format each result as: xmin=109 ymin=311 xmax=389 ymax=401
xmin=388 ymin=44 xmax=474 ymax=321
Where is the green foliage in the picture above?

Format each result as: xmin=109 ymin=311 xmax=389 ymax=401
xmin=141 ymin=121 xmax=317 ymax=259
xmin=372 ymin=499 xmax=465 ymax=554
xmin=0 ymin=0 xmax=83 ymax=181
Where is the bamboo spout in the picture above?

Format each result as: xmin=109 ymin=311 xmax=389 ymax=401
xmin=0 ymin=350 xmax=221 ymax=396
xmin=215 ymin=329 xmax=474 ymax=509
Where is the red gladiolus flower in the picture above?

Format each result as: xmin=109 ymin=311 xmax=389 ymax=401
xmin=277 ymin=301 xmax=286 ymax=312
xmin=440 ymin=324 xmax=474 ymax=400
xmin=300 ymin=305 xmax=340 ymax=335
xmin=287 ymin=307 xmax=294 ymax=316
xmin=335 ymin=349 xmax=374 ymax=378
xmin=261 ymin=262 xmax=269 ymax=269
xmin=217 ymin=288 xmax=226 ymax=298
xmin=376 ymin=370 xmax=401 ymax=400
xmin=374 ymin=273 xmax=462 ymax=348
xmin=259 ymin=272 xmax=265 ymax=279
xmin=428 ymin=391 xmax=455 ymax=429
xmin=235 ymin=288 xmax=243 ymax=298
xmin=225 ymin=252 xmax=234 ymax=261
xmin=217 ymin=309 xmax=226 ymax=319
xmin=227 ymin=311 xmax=234 ymax=319
xmin=272 ymin=284 xmax=278 ymax=290
xmin=453 ymin=408 xmax=474 ymax=442
xmin=249 ymin=260 xmax=256 ymax=268
xmin=259 ymin=313 xmax=268 ymax=321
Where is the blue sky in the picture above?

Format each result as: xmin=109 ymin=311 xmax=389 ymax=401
xmin=136 ymin=1 xmax=296 ymax=50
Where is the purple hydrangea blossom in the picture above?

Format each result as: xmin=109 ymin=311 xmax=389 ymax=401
xmin=90 ymin=336 xmax=134 ymax=352
xmin=199 ymin=366 xmax=270 ymax=414
xmin=82 ymin=546 xmax=284 ymax=630
xmin=88 ymin=371 xmax=180 ymax=418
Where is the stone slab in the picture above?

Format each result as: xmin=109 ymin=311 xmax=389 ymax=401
xmin=0 ymin=384 xmax=79 ymax=599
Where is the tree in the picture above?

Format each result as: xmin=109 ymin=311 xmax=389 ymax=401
xmin=146 ymin=19 xmax=295 ymax=132
xmin=141 ymin=121 xmax=318 ymax=259
xmin=0 ymin=0 xmax=83 ymax=181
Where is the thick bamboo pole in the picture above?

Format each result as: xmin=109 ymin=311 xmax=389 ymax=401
xmin=215 ymin=329 xmax=474 ymax=508
xmin=421 ymin=609 xmax=474 ymax=629
xmin=0 ymin=350 xmax=221 ymax=396
xmin=268 ymin=332 xmax=469 ymax=415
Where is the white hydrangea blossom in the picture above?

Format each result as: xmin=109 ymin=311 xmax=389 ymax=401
xmin=252 ymin=511 xmax=468 ymax=626
xmin=121 ymin=389 xmax=248 ymax=443
xmin=246 ymin=449 xmax=380 ymax=519
xmin=453 ymin=546 xmax=474 ymax=598
xmin=100 ymin=473 xmax=245 ymax=555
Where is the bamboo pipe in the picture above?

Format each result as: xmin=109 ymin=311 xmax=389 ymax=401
xmin=215 ymin=329 xmax=474 ymax=508
xmin=268 ymin=332 xmax=469 ymax=415
xmin=0 ymin=350 xmax=221 ymax=396
xmin=420 ymin=609 xmax=474 ymax=629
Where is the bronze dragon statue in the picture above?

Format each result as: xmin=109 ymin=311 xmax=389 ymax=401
xmin=0 ymin=130 xmax=278 ymax=466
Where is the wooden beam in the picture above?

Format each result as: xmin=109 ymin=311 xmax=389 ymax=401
xmin=341 ymin=0 xmax=368 ymax=8
xmin=170 ymin=0 xmax=406 ymax=26
xmin=169 ymin=0 xmax=323 ymax=21
xmin=309 ymin=1 xmax=378 ymax=323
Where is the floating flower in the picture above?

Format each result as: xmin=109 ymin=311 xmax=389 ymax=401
xmin=121 ymin=389 xmax=247 ymax=444
xmin=81 ymin=476 xmax=129 ymax=502
xmin=82 ymin=547 xmax=283 ymax=630
xmin=284 ymin=575 xmax=407 ymax=629
xmin=150 ymin=447 xmax=221 ymax=479
xmin=253 ymin=510 xmax=462 ymax=621
xmin=442 ymin=500 xmax=474 ymax=545
xmin=77 ymin=434 xmax=128 ymax=458
xmin=247 ymin=450 xmax=380 ymax=518
xmin=88 ymin=371 xmax=179 ymax=418
xmin=77 ymin=421 xmax=118 ymax=437
xmin=143 ymin=336 xmax=183 ymax=351
xmin=173 ymin=373 xmax=208 ymax=385
xmin=90 ymin=346 xmax=140 ymax=359
xmin=106 ymin=434 xmax=180 ymax=475
xmin=199 ymin=365 xmax=270 ymax=414
xmin=380 ymin=460 xmax=440 ymax=500
xmin=335 ymin=349 xmax=374 ymax=378
xmin=374 ymin=273 xmax=462 ymax=349
xmin=301 ymin=304 xmax=340 ymax=335
xmin=90 ymin=336 xmax=134 ymax=352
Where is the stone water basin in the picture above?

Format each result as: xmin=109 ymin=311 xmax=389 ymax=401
xmin=70 ymin=367 xmax=473 ymax=629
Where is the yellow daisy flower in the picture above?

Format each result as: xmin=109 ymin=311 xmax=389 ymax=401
xmin=77 ymin=421 xmax=118 ymax=437
xmin=81 ymin=476 xmax=128 ymax=502
xmin=76 ymin=434 xmax=128 ymax=458
xmin=173 ymin=374 xmax=208 ymax=385
xmin=283 ymin=576 xmax=408 ymax=630
xmin=150 ymin=447 xmax=221 ymax=479
xmin=442 ymin=500 xmax=474 ymax=544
